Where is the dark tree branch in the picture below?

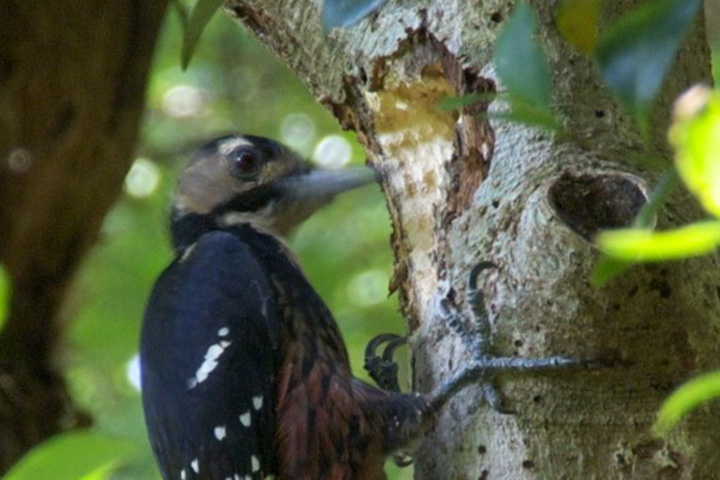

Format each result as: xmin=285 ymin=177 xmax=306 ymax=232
xmin=0 ymin=0 xmax=168 ymax=472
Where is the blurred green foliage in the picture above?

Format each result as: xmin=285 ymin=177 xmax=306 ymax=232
xmin=4 ymin=5 xmax=409 ymax=480
xmin=595 ymin=0 xmax=703 ymax=137
xmin=6 ymin=1 xmax=720 ymax=478
xmin=494 ymin=1 xmax=559 ymax=131
xmin=598 ymin=87 xmax=720 ymax=262
xmin=596 ymin=86 xmax=720 ymax=435
xmin=322 ymin=0 xmax=388 ymax=29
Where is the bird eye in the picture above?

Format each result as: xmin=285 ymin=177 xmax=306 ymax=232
xmin=231 ymin=148 xmax=260 ymax=175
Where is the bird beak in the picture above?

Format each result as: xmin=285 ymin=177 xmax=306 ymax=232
xmin=277 ymin=166 xmax=379 ymax=201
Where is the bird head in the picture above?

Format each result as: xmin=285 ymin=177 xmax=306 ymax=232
xmin=170 ymin=135 xmax=376 ymax=250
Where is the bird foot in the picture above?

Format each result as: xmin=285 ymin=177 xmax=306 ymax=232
xmin=429 ymin=261 xmax=590 ymax=414
xmin=364 ymin=333 xmax=407 ymax=392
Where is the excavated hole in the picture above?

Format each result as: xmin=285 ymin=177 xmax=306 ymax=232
xmin=549 ymin=172 xmax=647 ymax=241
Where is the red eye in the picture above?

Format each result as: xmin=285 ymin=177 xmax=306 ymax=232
xmin=232 ymin=148 xmax=259 ymax=174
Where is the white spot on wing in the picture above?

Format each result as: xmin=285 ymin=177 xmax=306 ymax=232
xmin=188 ymin=341 xmax=232 ymax=388
xmin=218 ymin=327 xmax=229 ymax=336
xmin=252 ymin=395 xmax=263 ymax=411
xmin=239 ymin=410 xmax=251 ymax=427
xmin=179 ymin=243 xmax=197 ymax=263
xmin=191 ymin=458 xmax=199 ymax=473
xmin=251 ymin=455 xmax=260 ymax=472
xmin=181 ymin=469 xmax=187 ymax=480
xmin=214 ymin=425 xmax=227 ymax=440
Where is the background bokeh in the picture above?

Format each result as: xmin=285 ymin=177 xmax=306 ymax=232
xmin=4 ymin=2 xmax=720 ymax=479
xmin=6 ymin=7 xmax=410 ymax=480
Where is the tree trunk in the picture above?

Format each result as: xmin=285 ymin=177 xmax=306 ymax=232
xmin=227 ymin=0 xmax=720 ymax=478
xmin=0 ymin=0 xmax=167 ymax=472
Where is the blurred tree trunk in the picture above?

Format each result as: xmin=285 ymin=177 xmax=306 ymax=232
xmin=0 ymin=0 xmax=167 ymax=473
xmin=228 ymin=1 xmax=720 ymax=478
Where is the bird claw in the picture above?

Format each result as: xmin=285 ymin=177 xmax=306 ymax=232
xmin=364 ymin=333 xmax=407 ymax=392
xmin=431 ymin=260 xmax=589 ymax=414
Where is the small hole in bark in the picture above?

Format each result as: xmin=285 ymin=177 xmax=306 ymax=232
xmin=492 ymin=199 xmax=500 ymax=208
xmin=479 ymin=469 xmax=489 ymax=480
xmin=514 ymin=339 xmax=523 ymax=347
xmin=478 ymin=445 xmax=487 ymax=454
xmin=359 ymin=67 xmax=368 ymax=84
xmin=522 ymin=460 xmax=536 ymax=469
xmin=595 ymin=109 xmax=605 ymax=118
xmin=549 ymin=172 xmax=647 ymax=241
xmin=533 ymin=394 xmax=543 ymax=404
xmin=490 ymin=11 xmax=503 ymax=22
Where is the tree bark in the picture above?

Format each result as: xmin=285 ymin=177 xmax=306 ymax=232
xmin=227 ymin=1 xmax=720 ymax=478
xmin=0 ymin=0 xmax=167 ymax=472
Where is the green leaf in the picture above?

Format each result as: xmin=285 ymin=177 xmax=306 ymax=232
xmin=323 ymin=0 xmax=387 ymax=29
xmin=5 ymin=431 xmax=136 ymax=480
xmin=495 ymin=1 xmax=552 ymax=110
xmin=171 ymin=0 xmax=190 ymax=31
xmin=491 ymin=99 xmax=561 ymax=132
xmin=654 ymin=370 xmax=720 ymax=436
xmin=181 ymin=0 xmax=224 ymax=70
xmin=591 ymin=169 xmax=679 ymax=285
xmin=591 ymin=256 xmax=632 ymax=286
xmin=597 ymin=220 xmax=720 ymax=262
xmin=669 ymin=87 xmax=720 ymax=217
xmin=595 ymin=0 xmax=703 ymax=131
xmin=558 ymin=0 xmax=599 ymax=53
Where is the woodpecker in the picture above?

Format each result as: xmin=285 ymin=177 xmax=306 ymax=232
xmin=140 ymin=135 xmax=580 ymax=480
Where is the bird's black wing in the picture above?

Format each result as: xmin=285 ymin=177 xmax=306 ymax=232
xmin=141 ymin=231 xmax=280 ymax=480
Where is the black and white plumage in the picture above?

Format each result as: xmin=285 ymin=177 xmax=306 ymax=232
xmin=141 ymin=230 xmax=280 ymax=479
xmin=140 ymin=134 xmax=583 ymax=480
xmin=140 ymin=135 xmax=415 ymax=480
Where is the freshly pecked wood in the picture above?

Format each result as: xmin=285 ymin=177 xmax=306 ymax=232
xmin=226 ymin=1 xmax=720 ymax=478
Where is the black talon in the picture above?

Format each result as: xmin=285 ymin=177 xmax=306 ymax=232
xmin=364 ymin=333 xmax=406 ymax=392
xmin=468 ymin=261 xmax=497 ymax=292
xmin=364 ymin=333 xmax=400 ymax=362
xmin=430 ymin=260 xmax=587 ymax=415
xmin=382 ymin=336 xmax=407 ymax=362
